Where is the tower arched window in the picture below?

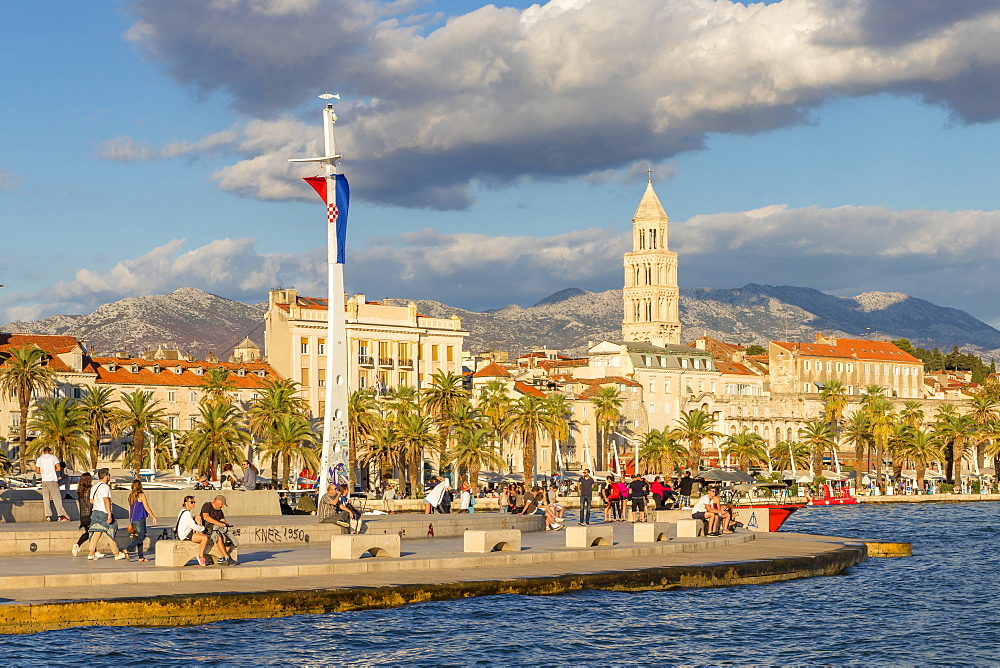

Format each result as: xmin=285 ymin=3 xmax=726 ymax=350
xmin=650 ymin=229 xmax=657 ymax=249
xmin=638 ymin=229 xmax=645 ymax=250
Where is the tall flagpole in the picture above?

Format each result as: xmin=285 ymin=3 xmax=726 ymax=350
xmin=290 ymin=95 xmax=350 ymax=497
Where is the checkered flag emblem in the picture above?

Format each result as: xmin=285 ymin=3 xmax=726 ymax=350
xmin=327 ymin=204 xmax=339 ymax=224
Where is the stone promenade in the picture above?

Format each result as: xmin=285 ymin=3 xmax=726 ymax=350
xmin=0 ymin=514 xmax=882 ymax=633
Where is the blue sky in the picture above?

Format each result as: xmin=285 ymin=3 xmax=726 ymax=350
xmin=3 ymin=0 xmax=1000 ymax=329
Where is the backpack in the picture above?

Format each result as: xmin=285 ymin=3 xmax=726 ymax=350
xmin=609 ymin=484 xmax=621 ymax=500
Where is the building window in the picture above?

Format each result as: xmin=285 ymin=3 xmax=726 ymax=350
xmin=803 ymin=361 xmax=810 ymax=371
xmin=318 ymin=339 xmax=326 ymax=355
xmin=649 ymin=379 xmax=656 ymax=394
xmin=846 ymin=363 xmax=853 ymax=372
xmin=167 ymin=416 xmax=178 ymax=429
xmin=648 ymin=403 xmax=655 ymax=413
xmin=836 ymin=362 xmax=843 ymax=372
xmin=447 ymin=346 xmax=454 ymax=363
xmin=664 ymin=379 xmax=670 ymax=394
xmin=431 ymin=346 xmax=439 ymax=363
xmin=804 ymin=384 xmax=810 ymax=393
xmin=300 ymin=338 xmax=309 ymax=354
xmin=680 ymin=358 xmax=689 ymax=369
xmin=188 ymin=417 xmax=198 ymax=430
xmin=826 ymin=362 xmax=832 ymax=372
xmin=301 ymin=368 xmax=310 ymax=386
xmin=190 ymin=391 xmax=197 ymax=402
xmin=167 ymin=391 xmax=176 ymax=403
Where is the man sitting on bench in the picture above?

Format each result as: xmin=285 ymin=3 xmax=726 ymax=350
xmin=705 ymin=487 xmax=732 ymax=536
xmin=175 ymin=495 xmax=210 ymax=566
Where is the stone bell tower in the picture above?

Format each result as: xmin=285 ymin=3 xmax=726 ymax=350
xmin=621 ymin=178 xmax=681 ymax=345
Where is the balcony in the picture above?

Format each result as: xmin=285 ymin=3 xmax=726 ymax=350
xmin=378 ymin=357 xmax=395 ymax=368
xmin=358 ymin=355 xmax=374 ymax=367
xmin=398 ymin=358 xmax=414 ymax=369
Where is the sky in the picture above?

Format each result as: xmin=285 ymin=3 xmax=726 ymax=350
xmin=2 ymin=0 xmax=1000 ymax=328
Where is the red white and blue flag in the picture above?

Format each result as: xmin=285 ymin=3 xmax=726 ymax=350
xmin=303 ymin=174 xmax=350 ymax=263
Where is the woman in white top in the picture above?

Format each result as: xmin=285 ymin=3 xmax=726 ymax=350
xmin=87 ymin=468 xmax=129 ymax=561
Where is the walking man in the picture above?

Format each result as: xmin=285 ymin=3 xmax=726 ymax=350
xmin=678 ymin=471 xmax=694 ymax=509
xmin=578 ymin=469 xmax=594 ymax=525
xmin=36 ymin=446 xmax=69 ymax=521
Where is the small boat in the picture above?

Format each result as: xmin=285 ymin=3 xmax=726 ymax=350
xmin=807 ymin=482 xmax=859 ymax=506
xmin=727 ymin=483 xmax=805 ymax=532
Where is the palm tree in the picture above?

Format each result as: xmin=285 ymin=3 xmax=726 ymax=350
xmin=638 ymin=428 xmax=687 ymax=474
xmin=769 ymin=440 xmax=810 ymax=475
xmin=508 ymin=395 xmax=557 ymax=482
xmin=384 ymin=385 xmax=420 ymax=422
xmin=590 ymin=387 xmax=623 ymax=471
xmin=968 ymin=396 xmax=998 ymax=473
xmin=820 ymin=380 xmax=847 ymax=471
xmin=900 ymin=401 xmax=924 ymax=430
xmin=937 ymin=415 xmax=977 ymax=487
xmin=896 ymin=429 xmax=943 ymax=491
xmin=0 ymin=345 xmax=57 ymax=472
xmin=866 ymin=397 xmax=895 ymax=486
xmin=670 ymin=409 xmax=722 ymax=471
xmin=477 ymin=380 xmax=511 ymax=442
xmin=258 ymin=412 xmax=318 ymax=488
xmin=78 ymin=386 xmax=118 ymax=470
xmin=148 ymin=426 xmax=182 ymax=471
xmin=181 ymin=401 xmax=251 ymax=478
xmin=799 ymin=419 xmax=835 ymax=476
xmin=542 ymin=393 xmax=574 ymax=472
xmin=26 ymin=397 xmax=90 ymax=467
xmin=115 ymin=390 xmax=169 ymax=475
xmin=422 ymin=371 xmax=470 ymax=467
xmin=888 ymin=422 xmax=914 ymax=480
xmin=359 ymin=421 xmax=398 ymax=485
xmin=200 ymin=367 xmax=237 ymax=406
xmin=247 ymin=378 xmax=307 ymax=484
xmin=841 ymin=411 xmax=872 ymax=491
xmin=348 ymin=388 xmax=381 ymax=485
xmin=722 ymin=430 xmax=769 ymax=472
xmin=395 ymin=413 xmax=438 ymax=496
xmin=443 ymin=426 xmax=505 ymax=488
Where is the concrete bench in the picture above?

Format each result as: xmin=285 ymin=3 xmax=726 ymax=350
xmin=676 ymin=518 xmax=706 ymax=538
xmin=633 ymin=521 xmax=671 ymax=543
xmin=651 ymin=509 xmax=689 ymax=523
xmin=566 ymin=524 xmax=613 ymax=548
xmin=330 ymin=533 xmax=400 ymax=560
xmin=155 ymin=540 xmax=237 ymax=567
xmin=463 ymin=529 xmax=520 ymax=553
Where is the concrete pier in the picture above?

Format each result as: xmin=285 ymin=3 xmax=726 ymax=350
xmin=0 ymin=512 xmax=888 ymax=634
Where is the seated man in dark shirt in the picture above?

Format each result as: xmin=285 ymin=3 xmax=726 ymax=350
xmin=200 ymin=495 xmax=238 ymax=565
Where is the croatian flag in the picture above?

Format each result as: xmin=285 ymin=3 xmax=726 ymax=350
xmin=303 ymin=174 xmax=350 ymax=263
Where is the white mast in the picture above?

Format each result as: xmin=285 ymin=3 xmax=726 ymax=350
xmin=289 ymin=94 xmax=350 ymax=495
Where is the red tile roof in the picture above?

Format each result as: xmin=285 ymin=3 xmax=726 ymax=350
xmin=92 ymin=357 xmax=279 ymax=389
xmin=473 ymin=362 xmax=511 ymax=378
xmin=771 ymin=338 xmax=921 ymax=364
xmin=715 ymin=361 xmax=758 ymax=376
xmin=0 ymin=334 xmax=84 ymax=372
xmin=513 ymin=381 xmax=546 ymax=398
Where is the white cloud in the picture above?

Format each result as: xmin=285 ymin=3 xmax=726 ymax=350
xmin=6 ymin=202 xmax=1000 ymax=324
xmin=112 ymin=0 xmax=1000 ymax=208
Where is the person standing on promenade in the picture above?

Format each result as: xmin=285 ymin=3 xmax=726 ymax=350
xmin=678 ymin=471 xmax=694 ymax=509
xmin=35 ymin=446 xmax=70 ymax=521
xmin=87 ymin=468 xmax=129 ymax=560
xmin=628 ymin=473 xmax=650 ymax=523
xmin=200 ymin=495 xmax=237 ymax=565
xmin=175 ymin=495 xmax=209 ymax=566
xmin=460 ymin=481 xmax=472 ymax=513
xmin=71 ymin=472 xmax=93 ymax=557
xmin=600 ymin=476 xmax=614 ymax=522
xmin=382 ymin=482 xmax=396 ymax=514
xmin=241 ymin=460 xmax=258 ymax=491
xmin=578 ymin=469 xmax=594 ymax=525
xmin=123 ymin=480 xmax=157 ymax=562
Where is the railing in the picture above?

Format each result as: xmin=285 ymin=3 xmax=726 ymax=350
xmin=378 ymin=357 xmax=394 ymax=367
xmin=358 ymin=355 xmax=374 ymax=366
xmin=398 ymin=358 xmax=414 ymax=368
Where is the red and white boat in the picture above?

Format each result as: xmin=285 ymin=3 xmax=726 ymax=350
xmin=728 ymin=483 xmax=805 ymax=532
xmin=807 ymin=482 xmax=859 ymax=506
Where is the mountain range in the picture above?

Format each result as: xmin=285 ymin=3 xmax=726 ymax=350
xmin=4 ymin=285 xmax=1000 ymax=360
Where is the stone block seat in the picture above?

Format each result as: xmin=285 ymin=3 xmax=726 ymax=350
xmin=330 ymin=533 xmax=400 ymax=560
xmin=675 ymin=518 xmax=706 ymax=538
xmin=566 ymin=524 xmax=613 ymax=548
xmin=633 ymin=521 xmax=671 ymax=543
xmin=155 ymin=540 xmax=237 ymax=567
xmin=463 ymin=529 xmax=520 ymax=553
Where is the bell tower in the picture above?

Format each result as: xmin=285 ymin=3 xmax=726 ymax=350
xmin=621 ymin=177 xmax=681 ymax=345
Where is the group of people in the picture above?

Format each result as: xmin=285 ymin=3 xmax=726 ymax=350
xmin=318 ymin=483 xmax=363 ymax=531
xmin=72 ymin=469 xmax=238 ymax=566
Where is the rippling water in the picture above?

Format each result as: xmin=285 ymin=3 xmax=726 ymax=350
xmin=5 ymin=502 xmax=999 ymax=665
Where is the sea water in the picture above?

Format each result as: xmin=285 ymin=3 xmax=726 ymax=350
xmin=3 ymin=502 xmax=997 ymax=665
